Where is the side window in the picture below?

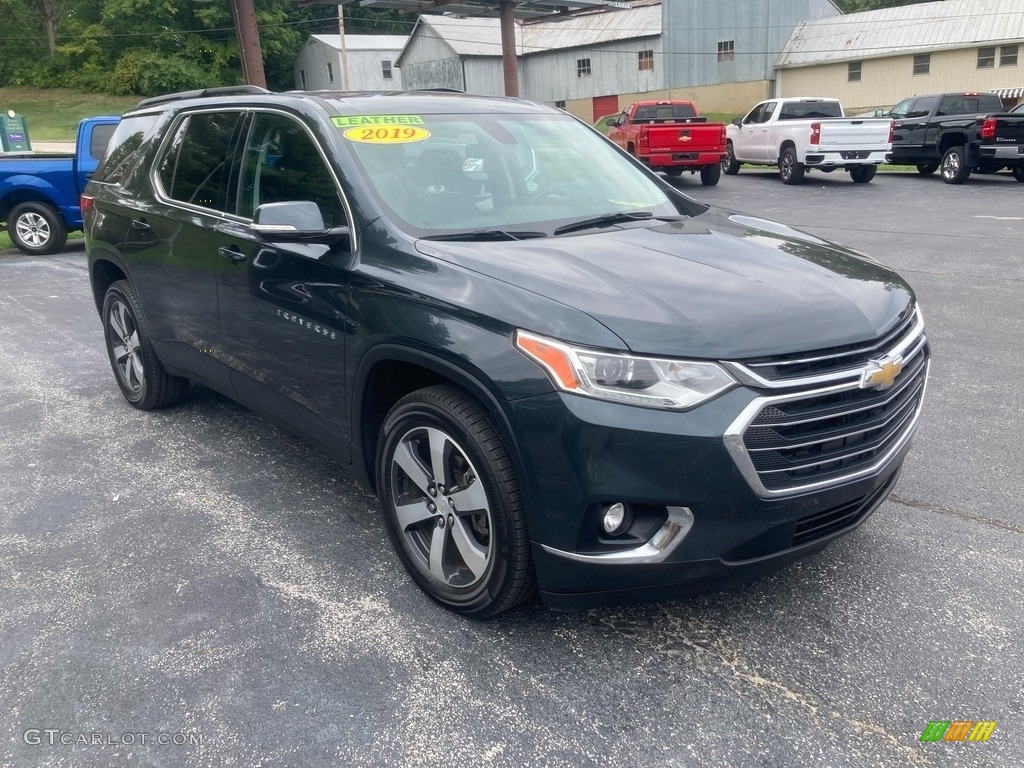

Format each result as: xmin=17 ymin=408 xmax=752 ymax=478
xmin=236 ymin=113 xmax=344 ymax=227
xmin=94 ymin=115 xmax=160 ymax=186
xmin=742 ymin=104 xmax=766 ymax=124
xmin=907 ymin=96 xmax=935 ymax=119
xmin=888 ymin=99 xmax=913 ymax=120
xmin=158 ymin=112 xmax=241 ymax=212
xmin=89 ymin=123 xmax=117 ymax=162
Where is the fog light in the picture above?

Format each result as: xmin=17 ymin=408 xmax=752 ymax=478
xmin=601 ymin=502 xmax=628 ymax=534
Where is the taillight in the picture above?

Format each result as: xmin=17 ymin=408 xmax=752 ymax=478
xmin=810 ymin=122 xmax=821 ymax=145
xmin=888 ymin=119 xmax=894 ymax=144
xmin=80 ymin=194 xmax=94 ymax=215
xmin=981 ymin=116 xmax=998 ymax=140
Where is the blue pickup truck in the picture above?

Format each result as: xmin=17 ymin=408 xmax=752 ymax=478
xmin=1 ymin=116 xmax=119 ymax=254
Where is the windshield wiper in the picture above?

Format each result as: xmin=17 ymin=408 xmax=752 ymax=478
xmin=552 ymin=211 xmax=687 ymax=236
xmin=421 ymin=229 xmax=547 ymax=242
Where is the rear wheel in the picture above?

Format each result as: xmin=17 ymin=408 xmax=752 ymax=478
xmin=916 ymin=163 xmax=938 ymax=176
xmin=101 ymin=280 xmax=190 ymax=409
xmin=779 ymin=147 xmax=804 ymax=184
xmin=722 ymin=143 xmax=740 ymax=175
xmin=940 ymin=146 xmax=971 ymax=184
xmin=850 ymin=165 xmax=877 ymax=183
xmin=377 ymin=384 xmax=535 ymax=617
xmin=7 ymin=201 xmax=68 ymax=255
xmin=1011 ymin=166 xmax=1024 ymax=182
xmin=700 ymin=163 xmax=721 ymax=186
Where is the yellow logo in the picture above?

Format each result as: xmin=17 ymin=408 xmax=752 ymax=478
xmin=862 ymin=356 xmax=903 ymax=389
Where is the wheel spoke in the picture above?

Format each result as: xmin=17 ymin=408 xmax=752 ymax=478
xmin=128 ymin=330 xmax=141 ymax=354
xmin=448 ymin=480 xmax=488 ymax=514
xmin=426 ymin=426 xmax=450 ymax=485
xmin=428 ymin=524 xmax=447 ymax=581
xmin=393 ymin=439 xmax=433 ymax=496
xmin=394 ymin=498 xmax=435 ymax=531
xmin=112 ymin=342 xmax=129 ymax=361
xmin=450 ymin=517 xmax=488 ymax=579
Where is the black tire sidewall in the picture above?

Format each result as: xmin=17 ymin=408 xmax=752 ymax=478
xmin=8 ymin=202 xmax=68 ymax=256
xmin=377 ymin=393 xmax=520 ymax=615
xmin=101 ymin=281 xmax=154 ymax=407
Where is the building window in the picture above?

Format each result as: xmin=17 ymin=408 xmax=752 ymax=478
xmin=913 ymin=53 xmax=930 ymax=75
xmin=638 ymin=50 xmax=654 ymax=71
xmin=717 ymin=40 xmax=735 ymax=63
xmin=848 ymin=61 xmax=862 ymax=82
xmin=299 ymin=69 xmax=306 ymax=89
xmin=327 ymin=62 xmax=334 ymax=83
xmin=382 ymin=59 xmax=393 ymax=79
xmin=977 ymin=46 xmax=996 ymax=69
xmin=1001 ymin=44 xmax=1019 ymax=67
xmin=577 ymin=58 xmax=591 ymax=77
xmin=554 ymin=100 xmax=566 ymax=109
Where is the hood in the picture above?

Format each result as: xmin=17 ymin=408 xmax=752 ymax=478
xmin=415 ymin=207 xmax=914 ymax=360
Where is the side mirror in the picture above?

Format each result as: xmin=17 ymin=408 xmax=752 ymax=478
xmin=874 ymin=108 xmax=887 ymax=118
xmin=251 ymin=201 xmax=350 ymax=248
xmin=606 ymin=117 xmax=619 ymax=127
xmin=731 ymin=117 xmax=742 ymax=126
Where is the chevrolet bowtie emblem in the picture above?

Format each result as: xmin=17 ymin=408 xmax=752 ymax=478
xmin=862 ymin=356 xmax=903 ymax=389
xmin=679 ymin=134 xmax=692 ymax=141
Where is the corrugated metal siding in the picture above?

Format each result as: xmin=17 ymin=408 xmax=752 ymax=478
xmin=396 ymin=27 xmax=464 ymax=90
xmin=779 ymin=0 xmax=1024 ymax=67
xmin=310 ymin=34 xmax=408 ymax=52
xmin=780 ymin=48 xmax=1024 ymax=111
xmin=664 ymin=0 xmax=841 ymax=88
xmin=295 ymin=37 xmax=406 ymax=90
xmin=522 ymin=6 xmax=661 ymax=51
xmin=463 ymin=58 xmax=516 ymax=96
xmin=523 ymin=38 xmax=663 ymax=103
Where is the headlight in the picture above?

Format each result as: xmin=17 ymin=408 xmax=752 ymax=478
xmin=515 ymin=330 xmax=735 ymax=410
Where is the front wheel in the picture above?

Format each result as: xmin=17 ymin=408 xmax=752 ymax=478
xmin=101 ymin=280 xmax=190 ymax=409
xmin=779 ymin=148 xmax=805 ymax=184
xmin=849 ymin=165 xmax=877 ymax=183
xmin=722 ymin=143 xmax=740 ymax=175
xmin=940 ymin=146 xmax=971 ymax=184
xmin=1011 ymin=166 xmax=1024 ymax=182
xmin=7 ymin=201 xmax=68 ymax=255
xmin=377 ymin=384 xmax=535 ymax=617
xmin=700 ymin=163 xmax=721 ymax=186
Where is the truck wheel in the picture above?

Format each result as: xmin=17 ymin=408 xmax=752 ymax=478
xmin=700 ymin=163 xmax=721 ymax=186
xmin=1012 ymin=166 xmax=1024 ymax=182
xmin=377 ymin=384 xmax=535 ymax=618
xmin=849 ymin=165 xmax=877 ymax=183
xmin=916 ymin=163 xmax=938 ymax=175
xmin=779 ymin=148 xmax=804 ymax=184
xmin=664 ymin=168 xmax=684 ymax=177
xmin=722 ymin=143 xmax=740 ymax=175
xmin=940 ymin=146 xmax=971 ymax=184
xmin=7 ymin=201 xmax=68 ymax=255
xmin=101 ymin=280 xmax=190 ymax=410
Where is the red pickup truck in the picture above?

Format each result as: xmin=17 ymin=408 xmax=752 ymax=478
xmin=606 ymin=101 xmax=727 ymax=186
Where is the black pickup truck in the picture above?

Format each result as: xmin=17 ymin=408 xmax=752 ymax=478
xmin=884 ymin=92 xmax=1024 ymax=183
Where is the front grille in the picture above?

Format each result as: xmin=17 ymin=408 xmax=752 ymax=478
xmin=741 ymin=344 xmax=928 ymax=493
xmin=738 ymin=307 xmax=918 ymax=382
xmin=792 ymin=473 xmax=896 ymax=547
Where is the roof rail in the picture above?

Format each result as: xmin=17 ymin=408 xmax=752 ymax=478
xmin=135 ymin=85 xmax=271 ymax=109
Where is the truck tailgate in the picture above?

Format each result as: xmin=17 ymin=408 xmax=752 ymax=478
xmin=818 ymin=119 xmax=891 ymax=148
xmin=644 ymin=123 xmax=722 ymax=153
xmin=993 ymin=116 xmax=1024 ymax=148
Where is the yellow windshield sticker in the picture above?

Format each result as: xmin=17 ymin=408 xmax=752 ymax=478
xmin=343 ymin=125 xmax=431 ymax=144
xmin=332 ymin=115 xmax=424 ymax=127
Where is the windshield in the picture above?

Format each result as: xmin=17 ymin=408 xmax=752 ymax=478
xmin=335 ymin=112 xmax=682 ymax=237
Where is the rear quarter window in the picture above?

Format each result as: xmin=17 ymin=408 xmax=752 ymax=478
xmin=93 ymin=115 xmax=160 ymax=186
xmin=157 ymin=112 xmax=242 ymax=212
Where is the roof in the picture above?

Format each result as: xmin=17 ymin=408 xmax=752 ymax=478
xmin=778 ymin=0 xmax=1024 ymax=68
xmin=396 ymin=3 xmax=660 ymax=64
xmin=309 ymin=34 xmax=409 ymax=52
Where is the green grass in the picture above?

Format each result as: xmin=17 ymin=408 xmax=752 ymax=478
xmin=0 ymin=231 xmax=11 ymax=251
xmin=0 ymin=87 xmax=140 ymax=141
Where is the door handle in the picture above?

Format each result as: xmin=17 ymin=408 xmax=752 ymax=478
xmin=218 ymin=246 xmax=247 ymax=264
xmin=130 ymin=219 xmax=152 ymax=233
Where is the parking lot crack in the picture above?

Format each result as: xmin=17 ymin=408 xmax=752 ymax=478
xmin=889 ymin=495 xmax=1024 ymax=535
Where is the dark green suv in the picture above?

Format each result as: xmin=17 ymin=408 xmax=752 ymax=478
xmin=84 ymin=86 xmax=930 ymax=616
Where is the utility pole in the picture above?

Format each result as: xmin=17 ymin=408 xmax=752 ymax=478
xmin=499 ymin=0 xmax=518 ymax=97
xmin=233 ymin=0 xmax=267 ymax=88
xmin=338 ymin=4 xmax=350 ymax=89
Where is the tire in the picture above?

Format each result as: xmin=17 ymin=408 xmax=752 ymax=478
xmin=1011 ymin=166 xmax=1024 ymax=182
xmin=940 ymin=146 xmax=971 ymax=184
xmin=101 ymin=280 xmax=190 ymax=410
xmin=722 ymin=142 xmax=740 ymax=175
xmin=849 ymin=165 xmax=877 ymax=183
xmin=916 ymin=163 xmax=938 ymax=176
xmin=700 ymin=163 xmax=721 ymax=186
xmin=663 ymin=167 xmax=684 ymax=177
xmin=377 ymin=384 xmax=535 ymax=617
xmin=7 ymin=201 xmax=68 ymax=255
xmin=779 ymin=147 xmax=805 ymax=184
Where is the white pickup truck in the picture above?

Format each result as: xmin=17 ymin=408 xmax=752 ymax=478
xmin=723 ymin=98 xmax=892 ymax=184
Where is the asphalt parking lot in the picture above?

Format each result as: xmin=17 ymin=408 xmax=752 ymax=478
xmin=1 ymin=168 xmax=1022 ymax=767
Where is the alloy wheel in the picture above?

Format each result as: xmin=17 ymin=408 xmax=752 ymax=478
xmin=107 ymin=300 xmax=144 ymax=395
xmin=15 ymin=212 xmax=51 ymax=248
